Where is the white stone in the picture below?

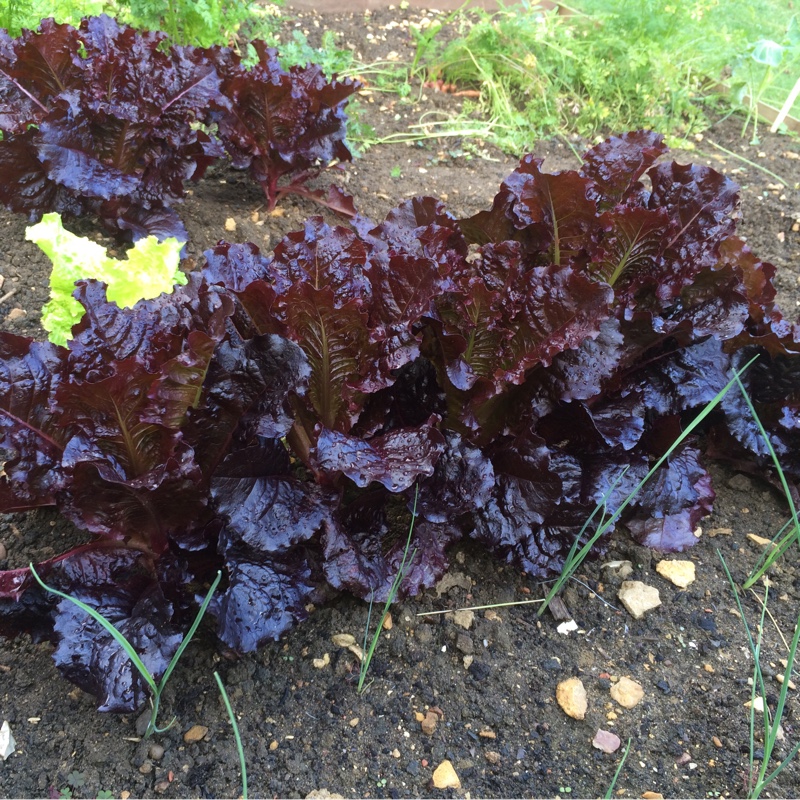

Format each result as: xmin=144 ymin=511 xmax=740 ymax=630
xmin=0 ymin=722 xmax=15 ymax=761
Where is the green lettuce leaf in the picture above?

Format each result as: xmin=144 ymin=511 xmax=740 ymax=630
xmin=26 ymin=213 xmax=187 ymax=346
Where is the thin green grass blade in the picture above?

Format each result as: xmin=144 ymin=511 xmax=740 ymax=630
xmin=29 ymin=563 xmax=158 ymax=697
xmin=734 ymin=375 xmax=800 ymax=589
xmin=214 ymin=671 xmax=248 ymax=800
xmin=754 ymin=586 xmax=800 ymax=795
xmin=158 ymin=570 xmax=222 ymax=694
xmin=604 ymin=737 xmax=632 ymax=800
xmin=147 ymin=570 xmax=222 ymax=736
xmin=358 ymin=486 xmax=419 ymax=693
xmin=719 ymin=551 xmax=771 ymax=797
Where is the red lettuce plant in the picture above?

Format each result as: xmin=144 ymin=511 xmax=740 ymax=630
xmin=0 ymin=17 xmax=360 ymax=241
xmin=0 ymin=15 xmax=223 ymax=241
xmin=209 ymin=41 xmax=360 ymax=216
xmin=1 ymin=131 xmax=798 ymax=713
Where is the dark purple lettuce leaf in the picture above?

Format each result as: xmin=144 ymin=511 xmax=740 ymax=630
xmin=528 ymin=317 xmax=626 ymax=412
xmin=267 ymin=218 xmax=372 ymax=306
xmin=58 ymin=442 xmax=206 ymax=553
xmin=460 ymin=156 xmax=600 ymax=268
xmin=608 ymin=438 xmax=714 ymax=551
xmin=68 ymin=277 xmax=232 ymax=376
xmin=213 ymin=550 xmax=317 ymax=652
xmin=626 ymin=336 xmax=733 ymax=416
xmin=721 ymin=348 xmax=800 ymax=472
xmin=202 ymin=241 xmax=272 ymax=292
xmin=0 ymin=131 xmax=83 ymax=217
xmin=660 ymin=264 xmax=749 ymax=341
xmin=314 ymin=418 xmax=445 ymax=492
xmin=590 ymin=206 xmax=675 ymax=294
xmin=353 ymin=357 xmax=447 ymax=437
xmin=211 ymin=440 xmax=334 ymax=554
xmin=183 ymin=332 xmax=310 ymax=475
xmin=362 ymin=196 xmax=467 ymax=267
xmin=322 ymin=490 xmax=456 ymax=601
xmin=0 ymin=18 xmax=83 ymax=133
xmin=0 ymin=333 xmax=68 ymax=511
xmin=645 ymin=161 xmax=739 ymax=302
xmin=97 ymin=198 xmax=190 ymax=243
xmin=211 ymin=441 xmax=334 ymax=651
xmin=386 ymin=520 xmax=461 ymax=597
xmin=278 ymin=283 xmax=373 ymax=430
xmin=417 ymin=432 xmax=494 ymax=523
xmin=580 ymin=130 xmax=667 ymax=209
xmin=470 ymin=433 xmax=570 ymax=577
xmin=434 ymin=242 xmax=613 ymax=404
xmin=48 ymin=547 xmax=184 ymax=712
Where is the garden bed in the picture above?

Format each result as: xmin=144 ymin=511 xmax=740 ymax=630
xmin=2 ymin=6 xmax=800 ymax=799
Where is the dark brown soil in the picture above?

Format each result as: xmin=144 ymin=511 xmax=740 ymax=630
xmin=2 ymin=7 xmax=800 ymax=800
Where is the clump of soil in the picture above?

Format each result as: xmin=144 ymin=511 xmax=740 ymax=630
xmin=2 ymin=6 xmax=800 ymax=799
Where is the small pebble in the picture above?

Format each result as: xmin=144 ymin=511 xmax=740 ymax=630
xmin=618 ymin=581 xmax=661 ymax=619
xmin=135 ymin=710 xmax=151 ymax=737
xmin=349 ymin=718 xmax=359 ymax=728
xmin=224 ymin=217 xmax=236 ymax=232
xmin=485 ymin=750 xmax=501 ymax=765
xmin=421 ymin=711 xmax=438 ymax=735
xmin=183 ymin=725 xmax=208 ymax=743
xmin=139 ymin=760 xmax=153 ymax=775
xmin=452 ymin=609 xmax=475 ymax=630
xmin=149 ymin=743 xmax=165 ymax=761
xmin=656 ymin=560 xmax=696 ymax=589
xmin=0 ymin=542 xmax=6 ymax=560
xmin=610 ymin=677 xmax=644 ymax=709
xmin=556 ymin=677 xmax=588 ymax=720
xmin=432 ymin=759 xmax=461 ymax=789
xmin=712 ymin=736 xmax=723 ymax=748
xmin=592 ymin=729 xmax=621 ymax=754
xmin=269 ymin=740 xmax=278 ymax=751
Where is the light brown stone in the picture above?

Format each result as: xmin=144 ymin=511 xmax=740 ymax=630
xmin=618 ymin=581 xmax=661 ymax=619
xmin=432 ymin=760 xmax=461 ymax=789
xmin=183 ymin=725 xmax=208 ymax=743
xmin=656 ymin=560 xmax=696 ymax=589
xmin=610 ymin=677 xmax=644 ymax=709
xmin=452 ymin=609 xmax=475 ymax=630
xmin=421 ymin=711 xmax=438 ymax=735
xmin=556 ymin=677 xmax=588 ymax=720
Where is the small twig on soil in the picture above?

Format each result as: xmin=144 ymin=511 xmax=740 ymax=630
xmin=416 ymin=598 xmax=545 ymax=616
xmin=704 ymin=139 xmax=790 ymax=187
xmin=570 ymin=576 xmax=620 ymax=612
xmin=749 ymin=588 xmax=791 ymax=653
xmin=0 ymin=288 xmax=17 ymax=305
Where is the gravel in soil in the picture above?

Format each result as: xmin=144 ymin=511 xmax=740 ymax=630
xmin=2 ymin=7 xmax=800 ymax=799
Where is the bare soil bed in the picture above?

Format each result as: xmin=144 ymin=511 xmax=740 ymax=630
xmin=2 ymin=6 xmax=800 ymax=799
